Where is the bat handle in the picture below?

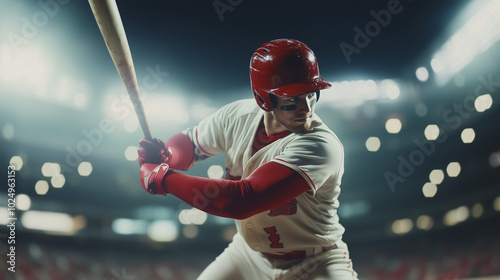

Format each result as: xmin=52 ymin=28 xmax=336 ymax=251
xmin=137 ymin=110 xmax=153 ymax=141
xmin=129 ymin=90 xmax=153 ymax=141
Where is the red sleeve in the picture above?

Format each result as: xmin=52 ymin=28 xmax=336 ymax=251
xmin=163 ymin=161 xmax=310 ymax=219
xmin=165 ymin=133 xmax=195 ymax=171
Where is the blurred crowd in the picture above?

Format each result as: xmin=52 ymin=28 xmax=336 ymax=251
xmin=1 ymin=232 xmax=499 ymax=280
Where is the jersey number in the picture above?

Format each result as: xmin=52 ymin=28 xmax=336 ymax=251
xmin=263 ymin=226 xmax=284 ymax=248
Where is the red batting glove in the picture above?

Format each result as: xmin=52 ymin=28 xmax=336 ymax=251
xmin=140 ymin=163 xmax=170 ymax=195
xmin=137 ymin=138 xmax=169 ymax=166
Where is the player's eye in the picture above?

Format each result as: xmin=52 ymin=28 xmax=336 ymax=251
xmin=288 ymin=97 xmax=297 ymax=103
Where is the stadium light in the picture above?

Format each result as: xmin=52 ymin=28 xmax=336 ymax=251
xmin=21 ymin=210 xmax=76 ymax=235
xmin=16 ymin=194 xmax=31 ymax=211
xmin=320 ymin=79 xmax=401 ymax=107
xmin=443 ymin=206 xmax=469 ymax=226
xmin=446 ymin=162 xmax=461 ymax=177
xmin=112 ymin=218 xmax=148 ymax=235
xmin=415 ymin=67 xmax=429 ymax=82
xmin=431 ymin=0 xmax=500 ymax=85
xmin=147 ymin=220 xmax=179 ymax=242
xmin=391 ymin=218 xmax=413 ymax=235
xmin=365 ymin=137 xmax=381 ymax=152
xmin=385 ymin=118 xmax=402 ymax=134
xmin=9 ymin=155 xmax=23 ymax=171
xmin=461 ymin=128 xmax=475 ymax=144
xmin=422 ymin=182 xmax=438 ymax=198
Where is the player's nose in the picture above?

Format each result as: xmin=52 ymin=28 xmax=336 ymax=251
xmin=297 ymin=98 xmax=312 ymax=114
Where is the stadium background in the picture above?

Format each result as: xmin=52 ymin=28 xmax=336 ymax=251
xmin=1 ymin=0 xmax=499 ymax=279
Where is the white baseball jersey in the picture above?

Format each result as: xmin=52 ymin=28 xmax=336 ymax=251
xmin=185 ymin=99 xmax=346 ymax=254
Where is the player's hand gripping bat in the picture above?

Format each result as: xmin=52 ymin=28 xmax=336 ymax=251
xmin=88 ymin=0 xmax=152 ymax=140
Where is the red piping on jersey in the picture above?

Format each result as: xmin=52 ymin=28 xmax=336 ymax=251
xmin=194 ymin=127 xmax=217 ymax=156
xmin=273 ymin=158 xmax=316 ymax=191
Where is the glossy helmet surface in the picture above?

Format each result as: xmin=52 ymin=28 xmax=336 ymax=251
xmin=249 ymin=39 xmax=331 ymax=111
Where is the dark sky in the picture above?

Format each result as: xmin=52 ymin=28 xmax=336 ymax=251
xmin=63 ymin=0 xmax=471 ymax=95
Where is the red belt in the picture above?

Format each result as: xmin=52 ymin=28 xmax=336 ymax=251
xmin=261 ymin=245 xmax=338 ymax=260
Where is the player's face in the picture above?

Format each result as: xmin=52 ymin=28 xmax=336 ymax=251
xmin=272 ymin=91 xmax=317 ymax=133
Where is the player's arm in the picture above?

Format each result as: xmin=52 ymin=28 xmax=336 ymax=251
xmin=140 ymin=161 xmax=310 ymax=219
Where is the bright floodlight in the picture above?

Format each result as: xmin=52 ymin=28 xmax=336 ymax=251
xmin=422 ymin=182 xmax=437 ymax=198
xmin=207 ymin=165 xmax=224 ymax=179
xmin=16 ymin=194 xmax=31 ymax=211
xmin=123 ymin=117 xmax=139 ymax=133
xmin=380 ymin=79 xmax=400 ymax=100
xmin=424 ymin=124 xmax=440 ymax=140
xmin=35 ymin=180 xmax=49 ymax=195
xmin=9 ymin=155 xmax=23 ymax=171
xmin=431 ymin=0 xmax=500 ymax=85
xmin=446 ymin=162 xmax=461 ymax=177
xmin=147 ymin=220 xmax=178 ymax=242
xmin=146 ymin=94 xmax=190 ymax=124
xmin=51 ymin=174 xmax=66 ymax=189
xmin=0 ymin=44 xmax=51 ymax=90
xmin=430 ymin=57 xmax=444 ymax=73
xmin=385 ymin=118 xmax=402 ymax=134
xmin=415 ymin=67 xmax=429 ymax=82
xmin=416 ymin=215 xmax=433 ymax=230
xmin=21 ymin=210 xmax=75 ymax=234
xmin=475 ymin=94 xmax=493 ymax=112
xmin=124 ymin=146 xmax=138 ymax=161
xmin=3 ymin=123 xmax=15 ymax=140
xmin=73 ymin=92 xmax=88 ymax=109
xmin=391 ymin=218 xmax=413 ymax=235
xmin=461 ymin=128 xmax=475 ymax=143
xmin=178 ymin=208 xmax=208 ymax=225
xmin=443 ymin=206 xmax=469 ymax=226
xmin=429 ymin=169 xmax=445 ymax=184
xmin=41 ymin=162 xmax=61 ymax=177
xmin=365 ymin=137 xmax=381 ymax=152
xmin=112 ymin=218 xmax=147 ymax=235
xmin=78 ymin=162 xmax=93 ymax=176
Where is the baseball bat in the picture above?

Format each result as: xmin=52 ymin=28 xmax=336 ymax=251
xmin=88 ymin=0 xmax=152 ymax=140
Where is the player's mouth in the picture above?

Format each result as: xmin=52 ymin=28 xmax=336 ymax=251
xmin=295 ymin=115 xmax=311 ymax=123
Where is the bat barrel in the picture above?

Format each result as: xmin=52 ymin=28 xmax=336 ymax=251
xmin=89 ymin=0 xmax=153 ymax=141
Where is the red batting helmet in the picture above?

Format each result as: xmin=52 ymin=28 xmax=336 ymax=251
xmin=249 ymin=39 xmax=331 ymax=111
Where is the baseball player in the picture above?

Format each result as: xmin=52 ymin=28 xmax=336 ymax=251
xmin=137 ymin=39 xmax=359 ymax=280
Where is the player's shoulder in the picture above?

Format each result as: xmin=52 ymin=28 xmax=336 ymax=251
xmin=223 ymin=99 xmax=259 ymax=112
xmin=217 ymin=99 xmax=260 ymax=119
xmin=304 ymin=115 xmax=343 ymax=150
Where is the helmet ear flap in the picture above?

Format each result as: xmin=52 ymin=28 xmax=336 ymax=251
xmin=253 ymin=91 xmax=272 ymax=112
xmin=253 ymin=91 xmax=265 ymax=105
xmin=269 ymin=94 xmax=277 ymax=109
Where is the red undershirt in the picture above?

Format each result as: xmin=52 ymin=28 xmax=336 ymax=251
xmin=252 ymin=120 xmax=292 ymax=155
